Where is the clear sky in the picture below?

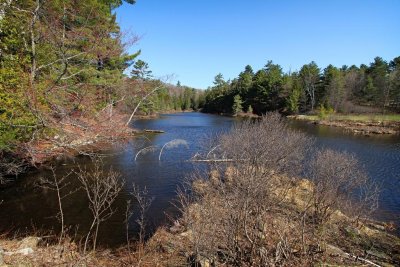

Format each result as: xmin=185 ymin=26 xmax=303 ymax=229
xmin=116 ymin=0 xmax=400 ymax=89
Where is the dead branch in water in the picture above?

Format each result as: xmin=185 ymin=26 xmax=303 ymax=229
xmin=134 ymin=145 xmax=159 ymax=161
xmin=158 ymin=139 xmax=189 ymax=161
xmin=188 ymin=159 xmax=235 ymax=163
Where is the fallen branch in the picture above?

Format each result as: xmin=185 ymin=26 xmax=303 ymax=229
xmin=144 ymin=129 xmax=165 ymax=133
xmin=125 ymin=86 xmax=162 ymax=126
xmin=159 ymin=139 xmax=188 ymax=161
xmin=135 ymin=145 xmax=159 ymax=161
xmin=188 ymin=159 xmax=235 ymax=162
xmin=344 ymin=252 xmax=381 ymax=267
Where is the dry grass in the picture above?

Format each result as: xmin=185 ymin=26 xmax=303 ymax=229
xmin=296 ymin=113 xmax=400 ymax=122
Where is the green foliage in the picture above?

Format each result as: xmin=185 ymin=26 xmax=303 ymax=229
xmin=0 ymin=91 xmax=37 ymax=150
xmin=324 ymin=65 xmax=345 ymax=111
xmin=0 ymin=0 xmax=139 ymax=149
xmin=202 ymin=56 xmax=400 ymax=116
xmin=285 ymin=73 xmax=302 ymax=114
xmin=318 ymin=104 xmax=334 ymax=120
xmin=131 ymin=59 xmax=153 ymax=80
xmin=232 ymin=95 xmax=243 ymax=115
xmin=300 ymin=61 xmax=320 ymax=111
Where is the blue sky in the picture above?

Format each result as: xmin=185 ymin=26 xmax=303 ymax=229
xmin=116 ymin=0 xmax=400 ymax=89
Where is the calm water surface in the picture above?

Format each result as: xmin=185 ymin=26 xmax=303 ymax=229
xmin=0 ymin=113 xmax=399 ymax=246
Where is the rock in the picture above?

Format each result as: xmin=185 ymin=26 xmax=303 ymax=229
xmin=18 ymin=237 xmax=40 ymax=250
xmin=189 ymin=254 xmax=211 ymax=267
xmin=169 ymin=220 xmax=182 ymax=233
xmin=198 ymin=256 xmax=210 ymax=267
xmin=344 ymin=225 xmax=361 ymax=237
xmin=326 ymin=244 xmax=346 ymax=257
xmin=180 ymin=230 xmax=193 ymax=238
xmin=4 ymin=247 xmax=34 ymax=256
xmin=0 ymin=247 xmax=3 ymax=265
xmin=16 ymin=247 xmax=34 ymax=255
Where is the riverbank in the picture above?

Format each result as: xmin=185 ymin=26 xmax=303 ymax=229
xmin=21 ymin=113 xmax=135 ymax=167
xmin=288 ymin=114 xmax=400 ymax=135
xmin=1 ymin=176 xmax=399 ymax=266
xmin=1 ymin=109 xmax=180 ymax=178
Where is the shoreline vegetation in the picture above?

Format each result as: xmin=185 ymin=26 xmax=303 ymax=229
xmin=288 ymin=113 xmax=400 ymax=135
xmin=1 ymin=0 xmax=399 ymax=266
xmin=1 ymin=114 xmax=399 ymax=266
xmin=0 ymin=178 xmax=399 ymax=266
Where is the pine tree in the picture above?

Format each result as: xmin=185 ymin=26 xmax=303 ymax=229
xmin=232 ymin=95 xmax=243 ymax=115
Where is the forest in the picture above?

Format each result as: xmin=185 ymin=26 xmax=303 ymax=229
xmin=202 ymin=57 xmax=400 ymax=116
xmin=0 ymin=0 xmax=202 ymax=173
xmin=1 ymin=1 xmax=400 ymax=266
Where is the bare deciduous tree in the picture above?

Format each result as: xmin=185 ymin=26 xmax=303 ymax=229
xmin=75 ymin=158 xmax=123 ymax=253
xmin=37 ymin=167 xmax=77 ymax=244
xmin=126 ymin=184 xmax=153 ymax=266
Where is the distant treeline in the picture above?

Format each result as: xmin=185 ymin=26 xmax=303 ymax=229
xmin=121 ymin=60 xmax=205 ymax=115
xmin=202 ymin=57 xmax=400 ymax=115
xmin=121 ymin=80 xmax=205 ymax=115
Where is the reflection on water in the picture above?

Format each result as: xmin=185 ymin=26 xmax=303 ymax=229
xmin=0 ymin=113 xmax=399 ymax=247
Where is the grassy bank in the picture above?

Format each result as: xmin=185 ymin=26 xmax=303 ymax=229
xmin=288 ymin=113 xmax=400 ymax=135
xmin=294 ymin=114 xmax=400 ymax=122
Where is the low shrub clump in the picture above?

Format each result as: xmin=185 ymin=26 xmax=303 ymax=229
xmin=177 ymin=113 xmax=387 ymax=266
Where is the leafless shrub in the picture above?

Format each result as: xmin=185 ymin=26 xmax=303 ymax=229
xmin=178 ymin=113 xmax=314 ymax=266
xmin=36 ymin=167 xmax=77 ymax=244
xmin=308 ymin=149 xmax=379 ymax=225
xmin=219 ymin=112 xmax=312 ymax=175
xmin=0 ymin=153 xmax=27 ymax=184
xmin=123 ymin=183 xmax=154 ymax=265
xmin=75 ymin=158 xmax=123 ymax=253
xmin=177 ymin=113 xmax=382 ymax=265
xmin=125 ymin=200 xmax=134 ymax=259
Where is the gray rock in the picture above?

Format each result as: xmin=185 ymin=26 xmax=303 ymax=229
xmin=4 ymin=247 xmax=34 ymax=256
xmin=18 ymin=236 xmax=40 ymax=250
xmin=0 ymin=247 xmax=3 ymax=265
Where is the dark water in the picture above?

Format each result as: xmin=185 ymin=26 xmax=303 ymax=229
xmin=0 ymin=113 xmax=234 ymax=247
xmin=0 ymin=113 xmax=399 ymax=247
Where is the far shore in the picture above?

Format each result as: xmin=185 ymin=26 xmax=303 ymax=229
xmin=288 ymin=114 xmax=400 ymax=135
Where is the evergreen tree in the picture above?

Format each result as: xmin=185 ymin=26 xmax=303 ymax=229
xmin=323 ymin=65 xmax=346 ymax=111
xmin=232 ymin=95 xmax=243 ymax=115
xmin=131 ymin=60 xmax=153 ymax=80
xmin=0 ymin=0 xmax=137 ymax=148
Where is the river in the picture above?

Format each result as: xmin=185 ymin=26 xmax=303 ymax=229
xmin=0 ymin=112 xmax=399 ymax=247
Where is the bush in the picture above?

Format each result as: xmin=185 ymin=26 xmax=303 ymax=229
xmin=318 ymin=104 xmax=334 ymax=119
xmin=180 ymin=113 xmax=314 ymax=265
xmin=178 ymin=113 xmax=379 ymax=266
